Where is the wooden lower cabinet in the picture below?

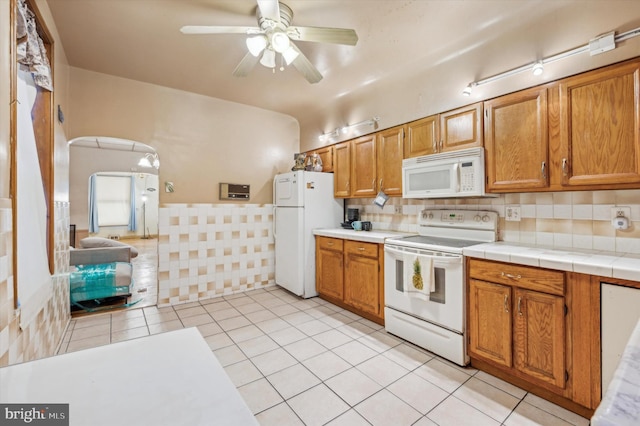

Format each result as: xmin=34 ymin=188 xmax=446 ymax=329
xmin=315 ymin=236 xmax=384 ymax=324
xmin=316 ymin=237 xmax=344 ymax=300
xmin=468 ymin=258 xmax=601 ymax=418
xmin=468 ymin=279 xmax=512 ymax=368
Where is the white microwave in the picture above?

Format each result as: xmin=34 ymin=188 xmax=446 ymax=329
xmin=402 ymin=147 xmax=494 ymax=199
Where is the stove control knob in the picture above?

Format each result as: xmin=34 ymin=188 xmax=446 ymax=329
xmin=474 ymin=215 xmax=482 ymax=222
xmin=482 ymin=214 xmax=491 ymax=222
xmin=427 ymin=213 xmax=434 ymax=219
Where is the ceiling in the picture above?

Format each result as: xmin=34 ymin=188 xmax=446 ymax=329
xmin=47 ymin=1 xmax=640 ymax=146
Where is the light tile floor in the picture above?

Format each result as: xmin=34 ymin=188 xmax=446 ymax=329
xmin=59 ymin=287 xmax=591 ymax=426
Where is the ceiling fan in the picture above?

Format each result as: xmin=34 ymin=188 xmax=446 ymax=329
xmin=180 ymin=0 xmax=358 ymax=84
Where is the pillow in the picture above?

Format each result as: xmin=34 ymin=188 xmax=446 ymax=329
xmin=80 ymin=237 xmax=139 ymax=258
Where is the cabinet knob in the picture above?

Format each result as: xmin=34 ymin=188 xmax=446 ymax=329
xmin=504 ymin=295 xmax=509 ymax=313
xmin=379 ymin=179 xmax=384 ymax=190
xmin=541 ymin=161 xmax=547 ymax=180
xmin=562 ymin=158 xmax=568 ymax=177
xmin=358 ymin=247 xmax=365 ymax=251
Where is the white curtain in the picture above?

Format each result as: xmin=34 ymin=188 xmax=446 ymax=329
xmin=17 ymin=69 xmax=52 ymax=329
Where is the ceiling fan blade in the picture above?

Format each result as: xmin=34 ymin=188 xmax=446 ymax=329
xmin=180 ymin=25 xmax=259 ymax=35
xmin=290 ymin=43 xmax=322 ymax=84
xmin=233 ymin=52 xmax=260 ymax=77
xmin=288 ymin=26 xmax=358 ymax=46
xmin=257 ymin=0 xmax=280 ymax=23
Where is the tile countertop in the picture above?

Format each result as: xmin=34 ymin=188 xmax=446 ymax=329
xmin=0 ymin=327 xmax=258 ymax=426
xmin=313 ymin=228 xmax=414 ymax=244
xmin=592 ymin=318 xmax=640 ymax=426
xmin=463 ymin=242 xmax=640 ymax=282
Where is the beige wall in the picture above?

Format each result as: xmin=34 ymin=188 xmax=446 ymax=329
xmin=67 ymin=68 xmax=300 ymax=205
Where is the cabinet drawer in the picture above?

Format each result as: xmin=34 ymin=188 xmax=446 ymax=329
xmin=344 ymin=240 xmax=379 ymax=259
xmin=469 ymin=259 xmax=564 ymax=295
xmin=317 ymin=237 xmax=343 ymax=252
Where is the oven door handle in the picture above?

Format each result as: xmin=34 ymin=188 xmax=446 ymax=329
xmin=384 ymin=246 xmax=462 ymax=264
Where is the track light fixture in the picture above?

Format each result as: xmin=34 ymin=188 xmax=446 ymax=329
xmin=461 ymin=26 xmax=640 ymax=96
xmin=532 ymin=61 xmax=544 ymax=76
xmin=319 ymin=117 xmax=380 ymax=142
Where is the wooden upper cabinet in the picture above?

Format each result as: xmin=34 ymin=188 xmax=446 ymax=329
xmin=376 ymin=125 xmax=404 ymax=196
xmin=350 ymin=134 xmax=377 ymax=197
xmin=405 ymin=115 xmax=439 ymax=158
xmin=440 ymin=102 xmax=483 ymax=152
xmin=558 ymin=60 xmax=640 ymax=186
xmin=309 ymin=146 xmax=334 ymax=172
xmin=333 ymin=142 xmax=351 ymax=198
xmin=405 ymin=102 xmax=483 ymax=158
xmin=485 ymin=87 xmax=549 ymax=192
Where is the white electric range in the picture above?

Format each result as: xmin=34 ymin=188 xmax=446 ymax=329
xmin=384 ymin=209 xmax=498 ymax=366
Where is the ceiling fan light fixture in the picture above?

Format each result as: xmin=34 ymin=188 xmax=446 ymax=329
xmin=260 ymin=48 xmax=276 ymax=68
xmin=271 ymin=31 xmax=290 ymax=53
xmin=246 ymin=35 xmax=267 ymax=56
xmin=282 ymin=46 xmax=299 ymax=65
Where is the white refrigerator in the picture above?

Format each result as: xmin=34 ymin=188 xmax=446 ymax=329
xmin=273 ymin=171 xmax=343 ymax=298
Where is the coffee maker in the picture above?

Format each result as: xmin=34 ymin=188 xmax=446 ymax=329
xmin=341 ymin=208 xmax=360 ymax=229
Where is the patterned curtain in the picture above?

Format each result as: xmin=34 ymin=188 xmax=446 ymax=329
xmin=16 ymin=0 xmax=53 ymax=91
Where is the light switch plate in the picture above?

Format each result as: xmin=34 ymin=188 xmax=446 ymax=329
xmin=505 ymin=205 xmax=521 ymax=222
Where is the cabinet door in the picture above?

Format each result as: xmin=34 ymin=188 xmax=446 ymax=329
xmin=333 ymin=142 xmax=351 ymax=197
xmin=559 ymin=60 xmax=640 ymax=186
xmin=513 ymin=288 xmax=566 ymax=389
xmin=485 ymin=87 xmax=549 ymax=191
xmin=314 ymin=146 xmax=334 ymax=173
xmin=376 ymin=125 xmax=404 ymax=196
xmin=350 ymin=134 xmax=377 ymax=197
xmin=468 ymin=279 xmax=512 ymax=368
xmin=316 ymin=244 xmax=344 ymax=300
xmin=440 ymin=102 xmax=483 ymax=152
xmin=405 ymin=115 xmax=439 ymax=158
xmin=344 ymin=251 xmax=379 ymax=316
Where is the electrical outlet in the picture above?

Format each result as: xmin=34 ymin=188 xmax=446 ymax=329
xmin=394 ymin=205 xmax=402 ymax=214
xmin=610 ymin=206 xmax=631 ymax=220
xmin=505 ymin=205 xmax=521 ymax=222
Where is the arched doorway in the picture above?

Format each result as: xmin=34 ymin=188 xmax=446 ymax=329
xmin=68 ymin=136 xmax=159 ymax=310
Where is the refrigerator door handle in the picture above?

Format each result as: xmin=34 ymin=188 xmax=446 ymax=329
xmin=273 ymin=206 xmax=277 ymax=239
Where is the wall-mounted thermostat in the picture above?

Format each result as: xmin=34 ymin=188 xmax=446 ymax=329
xmin=219 ymin=183 xmax=250 ymax=200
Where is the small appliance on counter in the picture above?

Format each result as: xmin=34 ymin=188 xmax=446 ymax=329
xmin=341 ymin=208 xmax=359 ymax=229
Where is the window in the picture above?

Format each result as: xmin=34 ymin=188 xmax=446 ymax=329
xmin=95 ymin=175 xmax=132 ymax=226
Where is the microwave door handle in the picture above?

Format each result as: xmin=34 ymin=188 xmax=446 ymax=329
xmin=454 ymin=162 xmax=461 ymax=192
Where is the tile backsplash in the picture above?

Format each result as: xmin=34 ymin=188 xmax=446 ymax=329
xmin=348 ymin=189 xmax=640 ymax=254
xmin=157 ymin=204 xmax=274 ymax=306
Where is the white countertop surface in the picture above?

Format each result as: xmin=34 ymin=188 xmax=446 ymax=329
xmin=592 ymin=319 xmax=640 ymax=426
xmin=463 ymin=242 xmax=640 ymax=281
xmin=313 ymin=228 xmax=413 ymax=244
xmin=0 ymin=328 xmax=257 ymax=426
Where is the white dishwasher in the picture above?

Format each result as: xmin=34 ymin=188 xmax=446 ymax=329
xmin=601 ymin=283 xmax=640 ymax=394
